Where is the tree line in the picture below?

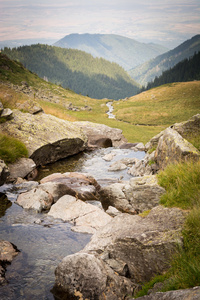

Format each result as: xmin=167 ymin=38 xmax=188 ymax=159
xmin=143 ymin=51 xmax=200 ymax=91
xmin=2 ymin=44 xmax=139 ymax=100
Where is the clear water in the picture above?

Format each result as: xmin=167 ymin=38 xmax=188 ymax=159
xmin=0 ymin=148 xmax=145 ymax=299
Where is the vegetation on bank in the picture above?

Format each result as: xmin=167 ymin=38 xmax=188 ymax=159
xmin=135 ymin=160 xmax=200 ymax=297
xmin=2 ymin=44 xmax=140 ymax=100
xmin=0 ymin=133 xmax=28 ymax=164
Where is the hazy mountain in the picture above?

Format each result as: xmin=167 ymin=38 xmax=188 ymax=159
xmin=0 ymin=38 xmax=57 ymax=49
xmin=129 ymin=35 xmax=200 ymax=86
xmin=54 ymin=33 xmax=168 ymax=71
xmin=3 ymin=44 xmax=140 ymax=100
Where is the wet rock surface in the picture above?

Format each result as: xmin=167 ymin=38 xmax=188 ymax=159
xmin=0 ymin=240 xmax=19 ymax=285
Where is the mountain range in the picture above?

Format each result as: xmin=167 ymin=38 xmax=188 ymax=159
xmin=2 ymin=44 xmax=140 ymax=100
xmin=128 ymin=34 xmax=200 ymax=86
xmin=54 ymin=33 xmax=168 ymax=71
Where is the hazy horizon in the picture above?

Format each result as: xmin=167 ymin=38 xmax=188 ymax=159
xmin=0 ymin=0 xmax=200 ymax=49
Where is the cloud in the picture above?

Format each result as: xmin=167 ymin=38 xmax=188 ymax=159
xmin=0 ymin=0 xmax=199 ymax=48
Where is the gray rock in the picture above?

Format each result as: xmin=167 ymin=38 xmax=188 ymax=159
xmin=53 ymin=253 xmax=133 ymax=300
xmin=0 ymin=160 xmax=9 ymax=186
xmin=172 ymin=114 xmax=200 ymax=139
xmin=106 ymin=206 xmax=122 ymax=217
xmin=155 ymin=128 xmax=200 ymax=169
xmin=0 ymin=240 xmax=19 ymax=285
xmin=48 ymin=195 xmax=112 ymax=234
xmin=134 ymin=286 xmax=200 ymax=300
xmin=108 ymin=160 xmax=127 ymax=171
xmin=16 ymin=186 xmax=54 ymax=213
xmin=16 ymin=100 xmax=43 ymax=114
xmin=40 ymin=172 xmax=100 ymax=201
xmin=1 ymin=108 xmax=13 ymax=120
xmin=128 ymin=152 xmax=156 ymax=177
xmin=102 ymin=152 xmax=116 ymax=161
xmin=74 ymin=121 xmax=127 ymax=147
xmin=0 ymin=110 xmax=87 ymax=166
xmin=83 ymin=205 xmax=186 ymax=284
xmin=100 ymin=175 xmax=165 ymax=213
xmin=8 ymin=158 xmax=37 ymax=182
xmin=53 ymin=206 xmax=186 ymax=299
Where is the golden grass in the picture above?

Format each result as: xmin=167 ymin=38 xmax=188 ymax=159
xmin=113 ymin=81 xmax=200 ymax=126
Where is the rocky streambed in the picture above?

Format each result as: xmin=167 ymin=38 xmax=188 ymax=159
xmin=0 ymin=107 xmax=200 ymax=300
xmin=0 ymin=147 xmax=145 ymax=299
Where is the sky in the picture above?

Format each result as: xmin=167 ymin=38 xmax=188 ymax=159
xmin=0 ymin=0 xmax=200 ymax=48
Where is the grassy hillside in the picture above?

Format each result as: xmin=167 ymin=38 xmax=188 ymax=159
xmin=54 ymin=33 xmax=168 ymax=70
xmin=1 ymin=53 xmax=200 ymax=146
xmin=2 ymin=44 xmax=140 ymax=100
xmin=129 ymin=35 xmax=200 ymax=86
xmin=113 ymin=81 xmax=200 ymax=127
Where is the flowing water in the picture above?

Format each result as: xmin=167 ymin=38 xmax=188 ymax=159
xmin=0 ymin=147 xmax=145 ymax=299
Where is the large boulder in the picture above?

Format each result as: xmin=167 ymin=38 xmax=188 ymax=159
xmin=134 ymin=286 xmax=200 ymax=300
xmin=48 ymin=195 xmax=112 ymax=234
xmin=52 ymin=253 xmax=133 ymax=300
xmin=99 ymin=175 xmax=165 ymax=213
xmin=155 ymin=128 xmax=200 ymax=169
xmin=84 ymin=205 xmax=186 ymax=282
xmin=74 ymin=121 xmax=127 ymax=147
xmin=0 ymin=110 xmax=87 ymax=166
xmin=53 ymin=206 xmax=186 ymax=299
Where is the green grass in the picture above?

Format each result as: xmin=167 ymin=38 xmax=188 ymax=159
xmin=0 ymin=133 xmax=28 ymax=164
xmin=135 ymin=160 xmax=200 ymax=297
xmin=113 ymin=81 xmax=200 ymax=126
xmin=157 ymin=160 xmax=200 ymax=209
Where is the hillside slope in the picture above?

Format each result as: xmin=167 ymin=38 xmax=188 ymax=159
xmin=145 ymin=51 xmax=200 ymax=90
xmin=1 ymin=53 xmax=200 ymax=144
xmin=129 ymin=35 xmax=200 ymax=86
xmin=113 ymin=81 xmax=200 ymax=127
xmin=54 ymin=33 xmax=168 ymax=70
xmin=3 ymin=44 xmax=140 ymax=100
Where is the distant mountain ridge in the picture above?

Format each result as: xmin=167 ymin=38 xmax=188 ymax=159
xmin=0 ymin=38 xmax=57 ymax=49
xmin=3 ymin=44 xmax=140 ymax=100
xmin=54 ymin=33 xmax=168 ymax=70
xmin=129 ymin=34 xmax=200 ymax=86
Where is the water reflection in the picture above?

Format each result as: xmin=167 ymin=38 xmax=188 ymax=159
xmin=0 ymin=189 xmax=91 ymax=300
xmin=0 ymin=192 xmax=12 ymax=217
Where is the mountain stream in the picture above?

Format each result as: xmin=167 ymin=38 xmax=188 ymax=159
xmin=0 ymin=147 xmax=145 ymax=300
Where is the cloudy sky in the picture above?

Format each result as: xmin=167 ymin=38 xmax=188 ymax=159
xmin=0 ymin=0 xmax=199 ymax=48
